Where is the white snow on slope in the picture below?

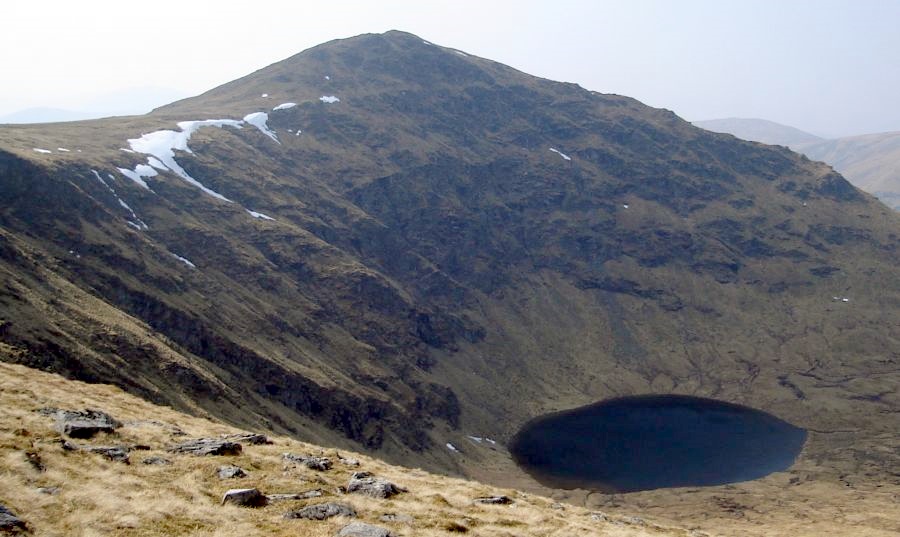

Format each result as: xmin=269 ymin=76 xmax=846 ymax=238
xmin=247 ymin=210 xmax=275 ymax=221
xmin=33 ymin=148 xmax=51 ymax=154
xmin=549 ymin=148 xmax=572 ymax=161
xmin=273 ymin=102 xmax=297 ymax=111
xmin=147 ymin=156 xmax=168 ymax=170
xmin=126 ymin=119 xmax=243 ymax=201
xmin=319 ymin=95 xmax=340 ymax=104
xmin=243 ymin=112 xmax=279 ymax=143
xmin=92 ymin=169 xmax=149 ymax=230
xmin=261 ymin=93 xmax=269 ymax=98
xmin=57 ymin=148 xmax=70 ymax=152
xmin=117 ymin=164 xmax=157 ymax=190
xmin=446 ymin=442 xmax=460 ymax=453
xmin=172 ymin=253 xmax=196 ymax=268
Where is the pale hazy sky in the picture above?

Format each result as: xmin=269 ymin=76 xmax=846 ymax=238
xmin=2 ymin=0 xmax=899 ymax=137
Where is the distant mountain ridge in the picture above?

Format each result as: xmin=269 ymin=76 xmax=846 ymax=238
xmin=694 ymin=117 xmax=900 ymax=210
xmin=693 ymin=117 xmax=823 ymax=147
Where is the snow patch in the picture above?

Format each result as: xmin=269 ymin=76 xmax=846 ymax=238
xmin=172 ymin=253 xmax=196 ymax=268
xmin=126 ymin=119 xmax=243 ymax=201
xmin=273 ymin=102 xmax=297 ymax=111
xmin=119 ymin=148 xmax=135 ymax=153
xmin=422 ymin=40 xmax=433 ymax=46
xmin=247 ymin=210 xmax=275 ymax=221
xmin=33 ymin=148 xmax=51 ymax=154
xmin=117 ymin=164 xmax=157 ymax=190
xmin=93 ymin=169 xmax=149 ymax=230
xmin=319 ymin=95 xmax=340 ymax=104
xmin=243 ymin=112 xmax=279 ymax=143
xmin=623 ymin=204 xmax=629 ymax=209
xmin=446 ymin=443 xmax=460 ymax=453
xmin=549 ymin=148 xmax=571 ymax=161
xmin=454 ymin=50 xmax=468 ymax=57
xmin=260 ymin=93 xmax=269 ymax=98
xmin=324 ymin=75 xmax=331 ymax=80
xmin=295 ymin=129 xmax=302 ymax=136
xmin=57 ymin=147 xmax=70 ymax=152
xmin=147 ymin=156 xmax=168 ymax=170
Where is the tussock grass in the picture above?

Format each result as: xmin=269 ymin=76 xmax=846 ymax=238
xmin=0 ymin=361 xmax=696 ymax=537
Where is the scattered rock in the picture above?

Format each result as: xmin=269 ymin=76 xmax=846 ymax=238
xmin=283 ymin=453 xmax=332 ymax=471
xmin=217 ymin=465 xmax=247 ymax=479
xmin=338 ymin=455 xmax=360 ymax=467
xmin=347 ymin=472 xmax=405 ymax=499
xmin=25 ymin=450 xmax=44 ymax=472
xmin=473 ymin=495 xmax=513 ymax=505
xmin=168 ymin=438 xmax=242 ymax=456
xmin=0 ymin=504 xmax=25 ymax=533
xmin=268 ymin=489 xmax=324 ymax=502
xmin=225 ymin=433 xmax=271 ymax=445
xmin=60 ymin=440 xmax=78 ymax=451
xmin=284 ymin=501 xmax=356 ymax=520
xmin=36 ymin=487 xmax=59 ymax=495
xmin=550 ymin=502 xmax=565 ymax=510
xmin=221 ymin=488 xmax=267 ymax=507
xmin=337 ymin=521 xmax=393 ymax=537
xmin=141 ymin=456 xmax=172 ymax=465
xmin=590 ymin=511 xmax=610 ymax=522
xmin=379 ymin=513 xmax=414 ymax=524
xmin=87 ymin=446 xmax=130 ymax=464
xmin=53 ymin=409 xmax=122 ymax=438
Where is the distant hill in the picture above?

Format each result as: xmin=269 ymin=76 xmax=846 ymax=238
xmin=0 ymin=107 xmax=93 ymax=124
xmin=695 ymin=118 xmax=900 ymax=210
xmin=0 ymin=86 xmax=188 ymax=125
xmin=693 ymin=117 xmax=823 ymax=147
xmin=795 ymin=132 xmax=900 ymax=210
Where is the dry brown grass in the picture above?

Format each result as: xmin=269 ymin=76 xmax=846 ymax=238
xmin=0 ymin=361 xmax=698 ymax=537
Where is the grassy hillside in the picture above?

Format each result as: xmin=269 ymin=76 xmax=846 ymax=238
xmin=0 ymin=361 xmax=694 ymax=537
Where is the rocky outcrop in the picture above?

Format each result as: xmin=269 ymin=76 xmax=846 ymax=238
xmin=86 ymin=446 xmax=130 ymax=464
xmin=141 ymin=456 xmax=171 ymax=465
xmin=225 ymin=433 xmax=271 ymax=445
xmin=473 ymin=495 xmax=513 ymax=505
xmin=337 ymin=522 xmax=393 ymax=537
xmin=267 ymin=490 xmax=324 ymax=502
xmin=168 ymin=439 xmax=242 ymax=456
xmin=283 ymin=502 xmax=356 ymax=520
xmin=347 ymin=472 xmax=405 ymax=499
xmin=221 ymin=488 xmax=267 ymax=507
xmin=282 ymin=453 xmax=332 ymax=471
xmin=0 ymin=504 xmax=25 ymax=533
xmin=217 ymin=465 xmax=247 ymax=479
xmin=54 ymin=409 xmax=121 ymax=438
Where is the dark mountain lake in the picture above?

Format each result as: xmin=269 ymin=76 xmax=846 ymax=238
xmin=509 ymin=394 xmax=807 ymax=493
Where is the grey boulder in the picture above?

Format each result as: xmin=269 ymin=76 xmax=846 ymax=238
xmin=0 ymin=504 xmax=25 ymax=533
xmin=54 ymin=409 xmax=121 ymax=439
xmin=337 ymin=522 xmax=393 ymax=537
xmin=168 ymin=439 xmax=242 ymax=456
xmin=347 ymin=472 xmax=405 ymax=499
xmin=217 ymin=465 xmax=247 ymax=479
xmin=284 ymin=502 xmax=356 ymax=520
xmin=221 ymin=488 xmax=267 ymax=507
xmin=282 ymin=453 xmax=332 ymax=471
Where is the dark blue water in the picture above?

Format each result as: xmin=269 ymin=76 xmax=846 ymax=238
xmin=509 ymin=395 xmax=807 ymax=492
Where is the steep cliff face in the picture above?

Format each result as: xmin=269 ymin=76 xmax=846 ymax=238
xmin=1 ymin=32 xmax=898 ymax=484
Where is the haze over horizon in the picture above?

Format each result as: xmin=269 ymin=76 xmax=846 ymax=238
xmin=3 ymin=0 xmax=899 ymax=138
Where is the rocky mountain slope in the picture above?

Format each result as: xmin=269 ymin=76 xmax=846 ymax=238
xmin=694 ymin=118 xmax=900 ymax=210
xmin=1 ymin=31 xmax=899 ymax=533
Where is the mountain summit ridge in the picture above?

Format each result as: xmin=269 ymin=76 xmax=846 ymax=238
xmin=0 ymin=31 xmax=899 ymax=534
